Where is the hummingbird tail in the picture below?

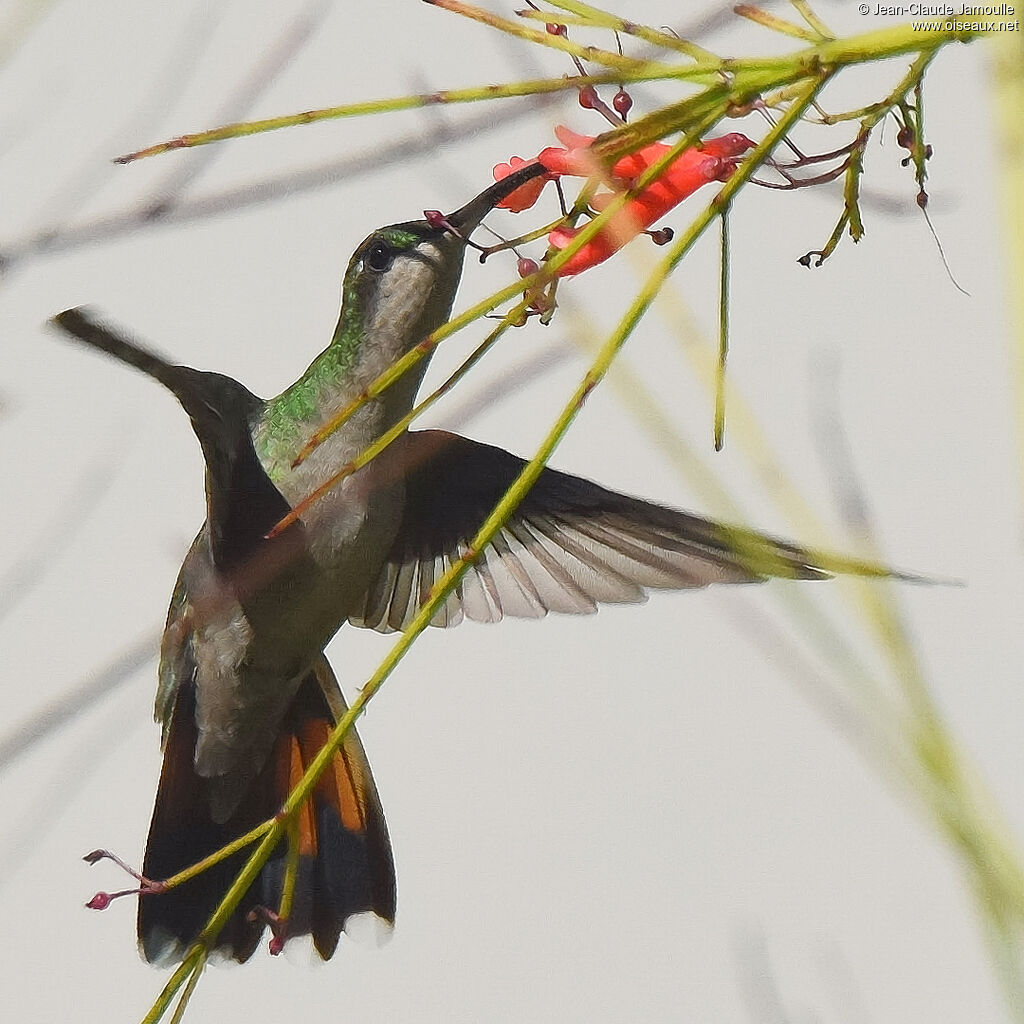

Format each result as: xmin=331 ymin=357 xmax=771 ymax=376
xmin=138 ymin=658 xmax=395 ymax=964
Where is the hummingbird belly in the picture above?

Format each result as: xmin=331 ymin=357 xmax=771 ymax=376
xmin=166 ymin=462 xmax=404 ymax=822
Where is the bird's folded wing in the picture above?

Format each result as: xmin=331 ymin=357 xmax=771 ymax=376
xmin=349 ymin=430 xmax=893 ymax=634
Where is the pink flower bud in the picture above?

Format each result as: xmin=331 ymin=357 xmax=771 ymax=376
xmin=517 ymin=257 xmax=540 ymax=278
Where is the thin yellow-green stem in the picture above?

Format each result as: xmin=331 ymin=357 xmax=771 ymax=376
xmin=157 ymin=818 xmax=272 ymax=892
xmin=911 ymin=76 xmax=929 ymax=194
xmin=758 ymin=80 xmax=818 ymax=110
xmin=992 ymin=31 xmax=1024 ymax=517
xmin=286 ymin=269 xmax=554 ymax=473
xmin=866 ymin=49 xmax=933 ymax=128
xmin=166 ymin=950 xmax=206 ymax=1024
xmin=292 ymin=298 xmax=528 ymax=467
xmin=715 ymin=208 xmax=729 ymax=451
xmin=843 ymin=133 xmax=865 ymax=242
xmin=789 ymin=0 xmax=834 ymax=40
xmin=114 ymin=22 xmax=982 ymax=163
xmin=734 ymin=5 xmax=821 ymax=43
xmin=114 ymin=69 xmax=698 ymax=163
xmin=811 ymin=97 xmax=892 ymax=123
xmin=278 ymin=814 xmax=300 ymax=923
xmin=424 ymin=0 xmax=674 ymax=73
xmin=515 ymin=9 xmax=596 ymax=30
xmin=141 ymin=946 xmax=204 ymax=1024
xmin=281 ymin=305 xmax=526 ymax=528
xmin=493 ymin=215 xmax=567 ymax=249
xmin=542 ymin=0 xmax=718 ymax=62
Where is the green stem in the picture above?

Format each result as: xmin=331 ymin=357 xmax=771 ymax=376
xmin=735 ymin=4 xmax=821 ymax=43
xmin=140 ymin=946 xmax=204 ymax=1024
xmin=157 ymin=818 xmax=272 ymax=892
xmin=992 ymin=31 xmax=1024 ymax=533
xmin=166 ymin=950 xmax=206 ymax=1024
xmin=542 ymin=0 xmax=718 ymax=62
xmin=424 ymin=0 xmax=674 ymax=73
xmin=283 ymin=305 xmax=526 ymax=526
xmin=115 ymin=22 xmax=983 ymax=162
xmin=715 ymin=208 xmax=730 ymax=452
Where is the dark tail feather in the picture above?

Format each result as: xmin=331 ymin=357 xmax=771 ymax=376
xmin=138 ymin=659 xmax=395 ymax=964
xmin=51 ymin=307 xmax=179 ymax=386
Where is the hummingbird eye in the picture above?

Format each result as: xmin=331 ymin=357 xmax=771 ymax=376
xmin=366 ymin=240 xmax=395 ymax=273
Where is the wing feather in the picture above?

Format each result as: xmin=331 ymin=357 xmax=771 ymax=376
xmin=347 ymin=430 xmax=886 ymax=633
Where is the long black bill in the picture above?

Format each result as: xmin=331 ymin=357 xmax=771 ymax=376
xmin=444 ymin=160 xmax=547 ymax=235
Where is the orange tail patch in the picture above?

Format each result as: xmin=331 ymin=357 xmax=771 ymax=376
xmin=139 ymin=662 xmax=395 ymax=963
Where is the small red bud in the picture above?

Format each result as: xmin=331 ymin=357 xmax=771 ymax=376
xmin=896 ymin=126 xmax=914 ymax=150
xmin=517 ymin=257 xmax=540 ymax=278
xmin=423 ymin=210 xmax=446 ymax=230
xmin=87 ymin=892 xmax=112 ymax=910
xmin=648 ymin=227 xmax=674 ymax=246
xmin=612 ymin=88 xmax=632 ymax=118
xmin=578 ymin=85 xmax=599 ymax=110
xmin=546 ymin=22 xmax=567 ymax=36
xmin=269 ymin=936 xmax=285 ymax=956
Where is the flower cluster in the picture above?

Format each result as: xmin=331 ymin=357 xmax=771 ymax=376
xmin=493 ymin=127 xmax=755 ymax=276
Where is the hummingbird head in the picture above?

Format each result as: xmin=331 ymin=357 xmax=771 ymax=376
xmin=258 ymin=162 xmax=550 ymax=472
xmin=335 ymin=162 xmax=548 ymax=388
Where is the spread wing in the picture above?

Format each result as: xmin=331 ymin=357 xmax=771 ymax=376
xmin=349 ymin=430 xmax=884 ymax=634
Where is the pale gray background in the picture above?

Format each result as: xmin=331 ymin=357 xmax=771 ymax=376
xmin=0 ymin=1 xmax=1020 ymax=1021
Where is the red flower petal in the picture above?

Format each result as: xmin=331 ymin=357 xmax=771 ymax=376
xmin=546 ymin=135 xmax=754 ymax=276
xmin=492 ymin=156 xmax=551 ymax=212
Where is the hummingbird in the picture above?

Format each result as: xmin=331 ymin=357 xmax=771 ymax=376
xmin=52 ymin=163 xmax=901 ymax=964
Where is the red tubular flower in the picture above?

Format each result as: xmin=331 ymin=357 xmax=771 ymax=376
xmin=491 ymin=156 xmax=554 ymax=212
xmin=491 ymin=128 xmax=755 ymax=275
xmin=536 ymin=125 xmax=601 ymax=177
xmin=548 ymin=133 xmax=755 ymax=276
